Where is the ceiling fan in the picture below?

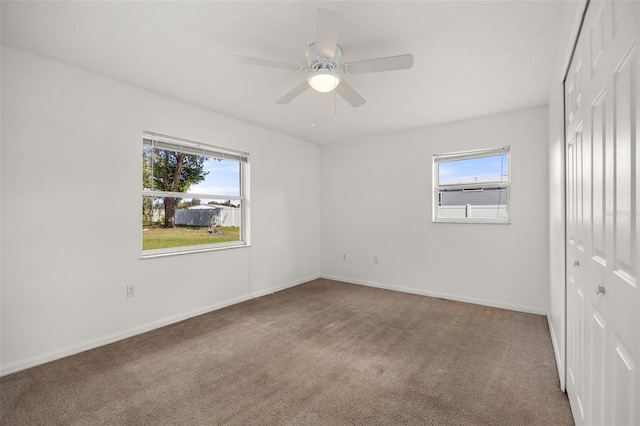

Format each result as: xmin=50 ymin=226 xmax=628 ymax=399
xmin=235 ymin=8 xmax=414 ymax=108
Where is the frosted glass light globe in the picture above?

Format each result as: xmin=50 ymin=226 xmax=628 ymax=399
xmin=307 ymin=70 xmax=341 ymax=93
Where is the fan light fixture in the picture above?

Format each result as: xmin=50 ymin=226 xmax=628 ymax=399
xmin=307 ymin=70 xmax=341 ymax=92
xmin=235 ymin=9 xmax=414 ymax=108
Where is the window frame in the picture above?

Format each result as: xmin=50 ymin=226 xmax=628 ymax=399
xmin=432 ymin=146 xmax=511 ymax=224
xmin=142 ymin=131 xmax=250 ymax=258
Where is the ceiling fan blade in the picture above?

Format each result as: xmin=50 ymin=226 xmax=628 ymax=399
xmin=344 ymin=54 xmax=414 ymax=74
xmin=276 ymin=81 xmax=310 ymax=104
xmin=335 ymin=81 xmax=366 ymax=108
xmin=235 ymin=55 xmax=301 ymax=71
xmin=316 ymin=9 xmax=341 ymax=60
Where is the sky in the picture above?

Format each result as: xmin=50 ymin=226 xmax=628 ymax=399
xmin=439 ymin=154 xmax=508 ymax=184
xmin=188 ymin=159 xmax=240 ymax=198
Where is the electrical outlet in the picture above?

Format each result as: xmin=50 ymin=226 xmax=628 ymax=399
xmin=126 ymin=285 xmax=136 ymax=298
xmin=374 ymin=256 xmax=380 ymax=264
xmin=343 ymin=254 xmax=347 ymax=261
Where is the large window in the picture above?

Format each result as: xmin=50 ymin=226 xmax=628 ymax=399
xmin=433 ymin=146 xmax=510 ymax=224
xmin=142 ymin=132 xmax=249 ymax=257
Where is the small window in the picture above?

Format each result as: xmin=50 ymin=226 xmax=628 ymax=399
xmin=142 ymin=132 xmax=249 ymax=257
xmin=433 ymin=147 xmax=510 ymax=224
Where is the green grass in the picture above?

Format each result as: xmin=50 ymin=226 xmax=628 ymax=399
xmin=142 ymin=225 xmax=240 ymax=250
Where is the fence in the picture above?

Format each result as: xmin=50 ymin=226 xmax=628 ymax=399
xmin=438 ymin=204 xmax=507 ymax=219
xmin=173 ymin=207 xmax=240 ymax=227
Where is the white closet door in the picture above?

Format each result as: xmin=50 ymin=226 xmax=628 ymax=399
xmin=566 ymin=28 xmax=588 ymax=421
xmin=565 ymin=1 xmax=639 ymax=425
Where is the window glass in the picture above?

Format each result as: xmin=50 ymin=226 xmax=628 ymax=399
xmin=142 ymin=133 xmax=248 ymax=256
xmin=438 ymin=154 xmax=508 ymax=186
xmin=433 ymin=148 xmax=510 ymax=223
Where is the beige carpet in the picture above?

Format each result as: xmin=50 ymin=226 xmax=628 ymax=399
xmin=1 ymin=279 xmax=573 ymax=425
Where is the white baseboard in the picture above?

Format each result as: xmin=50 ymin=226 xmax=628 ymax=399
xmin=547 ymin=314 xmax=565 ymax=391
xmin=250 ymin=274 xmax=320 ymax=299
xmin=0 ymin=275 xmax=319 ymax=377
xmin=321 ymin=274 xmax=548 ymax=316
xmin=2 ymin=273 xmax=545 ymax=376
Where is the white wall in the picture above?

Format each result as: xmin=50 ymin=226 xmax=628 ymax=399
xmin=321 ymin=106 xmax=550 ymax=314
xmin=547 ymin=0 xmax=587 ymax=391
xmin=0 ymin=46 xmax=320 ymax=375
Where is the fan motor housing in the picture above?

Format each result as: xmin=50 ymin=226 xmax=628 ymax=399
xmin=305 ymin=42 xmax=342 ymax=71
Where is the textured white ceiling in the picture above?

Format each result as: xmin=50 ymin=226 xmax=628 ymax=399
xmin=1 ymin=1 xmax=566 ymax=145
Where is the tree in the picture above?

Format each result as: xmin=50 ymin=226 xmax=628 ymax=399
xmin=142 ymin=149 xmax=154 ymax=224
xmin=207 ymin=200 xmax=238 ymax=208
xmin=145 ymin=148 xmax=209 ymax=228
xmin=178 ymin=198 xmax=201 ymax=209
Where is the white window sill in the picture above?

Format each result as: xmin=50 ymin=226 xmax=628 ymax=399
xmin=433 ymin=219 xmax=511 ymax=224
xmin=140 ymin=242 xmax=250 ymax=259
